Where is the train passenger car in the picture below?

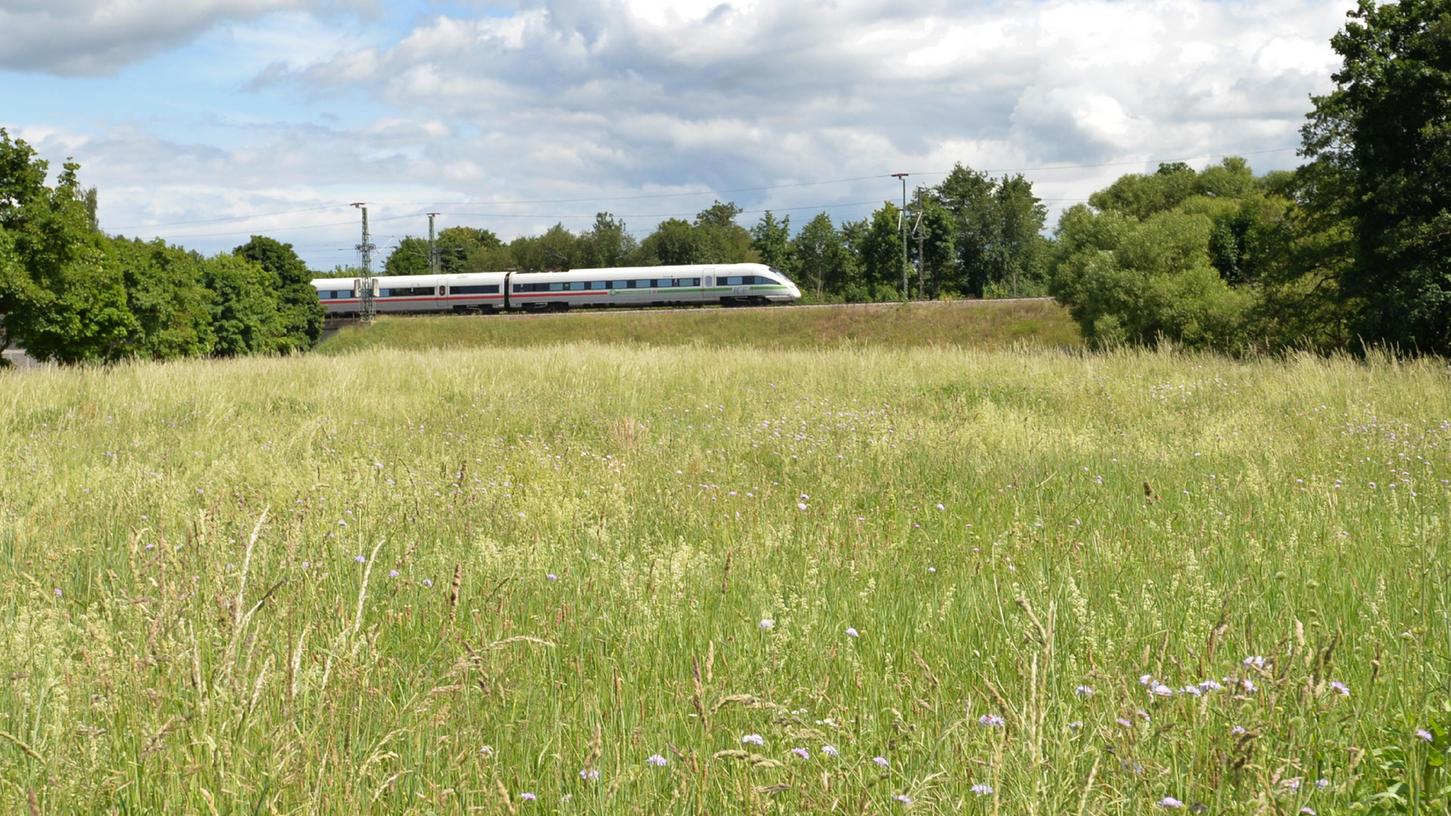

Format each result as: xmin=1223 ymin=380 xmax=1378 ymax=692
xmin=311 ymin=263 xmax=800 ymax=315
xmin=507 ymin=263 xmax=799 ymax=310
xmin=312 ymin=273 xmax=510 ymax=315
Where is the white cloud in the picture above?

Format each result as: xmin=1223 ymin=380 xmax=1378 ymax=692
xmin=0 ymin=0 xmax=369 ymax=75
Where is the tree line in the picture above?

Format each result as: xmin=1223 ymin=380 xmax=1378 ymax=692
xmin=0 ymin=129 xmax=323 ymax=364
xmin=380 ymin=177 xmax=1050 ymax=306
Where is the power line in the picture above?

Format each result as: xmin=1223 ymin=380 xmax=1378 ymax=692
xmin=107 ymin=204 xmax=348 ymax=232
xmin=107 ymin=145 xmax=1299 ymax=235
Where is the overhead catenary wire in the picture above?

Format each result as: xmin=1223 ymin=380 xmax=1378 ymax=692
xmin=109 ymin=145 xmax=1301 ymax=237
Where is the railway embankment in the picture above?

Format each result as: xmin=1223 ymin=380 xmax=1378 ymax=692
xmin=317 ymin=297 xmax=1082 ymax=355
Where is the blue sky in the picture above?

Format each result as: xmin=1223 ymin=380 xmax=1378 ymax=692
xmin=2 ymin=0 xmax=1355 ymax=270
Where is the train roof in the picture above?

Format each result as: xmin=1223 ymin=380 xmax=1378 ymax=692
xmin=310 ymin=272 xmax=509 ymax=288
xmin=311 ymin=263 xmax=780 ymax=288
xmin=511 ymin=263 xmax=771 ymax=281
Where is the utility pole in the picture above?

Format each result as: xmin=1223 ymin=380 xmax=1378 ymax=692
xmin=351 ymin=202 xmax=376 ymax=322
xmin=891 ymin=172 xmax=909 ymax=300
xmin=427 ymin=212 xmax=440 ymax=276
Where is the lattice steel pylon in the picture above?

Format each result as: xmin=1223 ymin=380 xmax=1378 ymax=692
xmin=351 ymin=202 xmax=376 ymax=322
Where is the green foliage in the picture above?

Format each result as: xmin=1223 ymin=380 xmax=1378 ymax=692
xmin=914 ymin=199 xmax=956 ymax=298
xmin=112 ymin=238 xmax=215 ymax=360
xmin=933 ymin=164 xmax=1049 ymax=297
xmin=1301 ymin=0 xmax=1451 ymax=355
xmin=1051 ymin=206 xmax=1250 ymax=349
xmin=0 ymin=227 xmax=21 ymax=358
xmin=0 ymin=132 xmax=137 ymax=364
xmin=1351 ymin=705 xmax=1451 ymax=813
xmin=202 ymin=253 xmax=285 ymax=357
xmin=382 ymin=236 xmax=431 ymax=276
xmin=749 ymin=210 xmax=792 ymax=274
xmin=640 ymin=218 xmax=700 ymax=265
xmin=233 ymin=235 xmax=323 ymax=353
xmin=509 ymin=223 xmax=581 ymax=272
xmin=791 ymin=213 xmax=850 ymax=297
xmin=578 ymin=212 xmax=637 ymax=268
xmin=860 ymin=202 xmax=904 ymax=298
xmin=692 ymin=201 xmax=756 ymax=264
xmin=11 ymin=238 xmax=138 ymax=365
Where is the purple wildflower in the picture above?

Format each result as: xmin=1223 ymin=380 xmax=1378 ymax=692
xmin=1158 ymin=796 xmax=1183 ymax=809
xmin=1416 ymin=728 xmax=1434 ymax=743
xmin=741 ymin=734 xmax=764 ymax=746
xmin=1329 ymin=680 xmax=1350 ymax=697
xmin=791 ymin=747 xmax=810 ymax=760
xmin=873 ymin=756 xmax=889 ymax=768
xmin=978 ymin=714 xmax=1005 ymax=728
xmin=1075 ymin=685 xmax=1094 ymax=698
xmin=646 ymin=753 xmax=668 ymax=767
xmin=970 ymin=783 xmax=994 ymax=796
xmin=821 ymin=744 xmax=839 ymax=757
xmin=579 ymin=768 xmax=599 ymax=781
xmin=354 ymin=554 xmax=365 ymax=564
xmin=519 ymin=792 xmax=536 ymax=802
xmin=845 ymin=627 xmax=860 ymax=638
xmin=893 ymin=794 xmax=913 ymax=805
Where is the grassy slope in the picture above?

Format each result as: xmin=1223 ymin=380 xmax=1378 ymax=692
xmin=318 ymin=298 xmax=1082 ymax=355
xmin=2 ymin=346 xmax=1449 ymax=813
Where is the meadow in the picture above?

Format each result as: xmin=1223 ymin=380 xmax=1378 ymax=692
xmin=1 ymin=336 xmax=1449 ymax=814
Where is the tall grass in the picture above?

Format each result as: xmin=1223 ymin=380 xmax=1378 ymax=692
xmin=1 ymin=344 xmax=1448 ymax=813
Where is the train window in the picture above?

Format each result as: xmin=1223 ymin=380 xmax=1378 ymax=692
xmin=591 ymin=281 xmax=606 ymax=290
xmin=569 ymin=281 xmax=586 ymax=291
xmin=380 ymin=286 xmax=433 ymax=297
xmin=452 ymin=285 xmax=499 ymax=295
xmin=675 ymin=278 xmax=699 ymax=287
xmin=723 ymin=276 xmax=744 ymax=286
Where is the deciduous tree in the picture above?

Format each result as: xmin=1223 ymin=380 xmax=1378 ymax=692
xmin=233 ymin=235 xmax=323 ymax=353
xmin=1301 ymin=0 xmax=1451 ymax=354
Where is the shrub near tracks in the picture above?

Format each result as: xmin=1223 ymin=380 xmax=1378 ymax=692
xmin=0 ymin=346 xmax=1448 ymax=813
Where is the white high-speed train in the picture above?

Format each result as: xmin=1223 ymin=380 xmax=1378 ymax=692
xmin=311 ymin=263 xmax=801 ymax=315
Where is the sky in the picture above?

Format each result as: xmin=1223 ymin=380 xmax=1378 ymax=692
xmin=1 ymin=0 xmax=1356 ymax=271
